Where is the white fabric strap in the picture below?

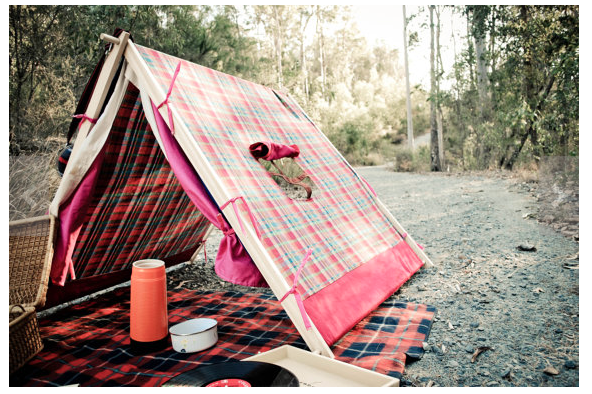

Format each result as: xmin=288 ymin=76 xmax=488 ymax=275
xmin=126 ymin=65 xmax=167 ymax=160
xmin=49 ymin=62 xmax=129 ymax=217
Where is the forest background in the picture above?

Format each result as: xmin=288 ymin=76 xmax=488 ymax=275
xmin=8 ymin=5 xmax=579 ymax=218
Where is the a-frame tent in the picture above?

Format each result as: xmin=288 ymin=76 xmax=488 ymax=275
xmin=47 ymin=31 xmax=432 ymax=358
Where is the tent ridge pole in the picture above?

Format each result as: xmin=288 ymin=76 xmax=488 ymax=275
xmin=100 ymin=33 xmax=121 ymax=45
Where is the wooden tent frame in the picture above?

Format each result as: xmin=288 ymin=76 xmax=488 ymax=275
xmin=65 ymin=33 xmax=434 ymax=358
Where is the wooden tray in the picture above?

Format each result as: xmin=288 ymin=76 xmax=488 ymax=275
xmin=244 ymin=345 xmax=399 ymax=387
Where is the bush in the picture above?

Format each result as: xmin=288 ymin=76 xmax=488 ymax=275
xmin=389 ymin=145 xmax=430 ymax=172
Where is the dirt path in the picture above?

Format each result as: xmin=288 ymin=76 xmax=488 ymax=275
xmin=357 ymin=168 xmax=579 ymax=387
xmin=412 ymin=132 xmax=431 ymax=148
xmin=159 ymin=168 xmax=579 ymax=386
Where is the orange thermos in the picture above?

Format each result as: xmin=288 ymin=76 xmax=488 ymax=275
xmin=130 ymin=259 xmax=169 ymax=354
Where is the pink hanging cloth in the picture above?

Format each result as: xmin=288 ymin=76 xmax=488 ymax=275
xmin=249 ymin=141 xmax=300 ymax=160
xmin=151 ymin=101 xmax=268 ymax=288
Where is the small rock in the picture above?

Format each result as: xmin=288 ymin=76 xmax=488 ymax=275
xmin=543 ymin=366 xmax=560 ymax=375
xmin=517 ymin=243 xmax=537 ymax=252
xmin=465 ymin=345 xmax=474 ymax=353
xmin=486 ymin=380 xmax=499 ymax=387
xmin=501 ymin=368 xmax=512 ymax=378
xmin=450 ymin=360 xmax=460 ymax=368
xmin=470 ymin=322 xmax=480 ymax=328
xmin=564 ymin=360 xmax=577 ymax=369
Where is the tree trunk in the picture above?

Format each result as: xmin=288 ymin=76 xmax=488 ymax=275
xmin=500 ymin=127 xmax=530 ymax=170
xmin=9 ymin=6 xmax=22 ymax=148
xmin=435 ymin=6 xmax=445 ymax=169
xmin=429 ymin=5 xmax=442 ymax=171
xmin=272 ymin=6 xmax=283 ymax=89
xmin=501 ymin=69 xmax=556 ymax=170
xmin=299 ymin=9 xmax=312 ymax=99
xmin=316 ymin=5 xmax=326 ymax=97
xmin=474 ymin=31 xmax=489 ymax=118
xmin=520 ymin=5 xmax=541 ymax=164
xmin=466 ymin=10 xmax=476 ymax=92
xmin=451 ymin=7 xmax=466 ymax=167
xmin=300 ymin=34 xmax=309 ymax=98
xmin=402 ymin=5 xmax=414 ymax=150
xmin=489 ymin=6 xmax=498 ymax=110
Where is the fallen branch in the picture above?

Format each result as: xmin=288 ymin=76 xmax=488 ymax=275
xmin=471 ymin=346 xmax=492 ymax=363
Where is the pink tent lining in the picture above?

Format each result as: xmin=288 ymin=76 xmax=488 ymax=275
xmin=50 ymin=149 xmax=106 ymax=285
xmin=305 ymin=241 xmax=423 ymax=345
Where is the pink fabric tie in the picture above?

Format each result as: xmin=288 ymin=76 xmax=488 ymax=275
xmin=279 ymin=249 xmax=312 ymax=330
xmin=220 ymin=196 xmax=262 ymax=239
xmin=402 ymin=232 xmax=424 ymax=250
xmin=157 ymin=62 xmax=181 ymax=134
xmin=72 ymin=113 xmax=98 ymax=126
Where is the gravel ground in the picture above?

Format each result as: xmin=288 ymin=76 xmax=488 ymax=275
xmin=363 ymin=167 xmax=579 ymax=387
xmin=167 ymin=165 xmax=579 ymax=387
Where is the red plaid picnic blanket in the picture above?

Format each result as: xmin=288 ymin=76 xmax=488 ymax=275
xmin=13 ymin=288 xmax=434 ymax=387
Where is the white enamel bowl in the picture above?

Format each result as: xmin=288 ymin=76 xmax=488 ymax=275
xmin=169 ymin=318 xmax=218 ymax=353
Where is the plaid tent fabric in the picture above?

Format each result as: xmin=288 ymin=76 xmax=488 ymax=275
xmin=70 ymin=83 xmax=211 ymax=278
xmin=138 ymin=45 xmax=424 ymax=345
xmin=13 ymin=287 xmax=435 ymax=387
xmin=140 ymin=45 xmax=415 ymax=297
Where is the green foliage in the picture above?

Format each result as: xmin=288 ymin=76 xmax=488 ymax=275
xmin=7 ymin=4 xmax=428 ymax=167
xmin=9 ymin=5 xmax=265 ymax=152
xmin=9 ymin=5 xmax=578 ymax=173
xmin=446 ymin=5 xmax=578 ymax=170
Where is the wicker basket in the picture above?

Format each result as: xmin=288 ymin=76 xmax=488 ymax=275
xmin=9 ymin=305 xmax=43 ymax=375
xmin=9 ymin=215 xmax=55 ymax=375
xmin=9 ymin=215 xmax=55 ymax=308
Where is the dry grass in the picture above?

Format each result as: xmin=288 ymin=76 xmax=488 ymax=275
xmin=9 ymin=152 xmax=62 ymax=221
xmin=512 ymin=162 xmax=540 ymax=183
